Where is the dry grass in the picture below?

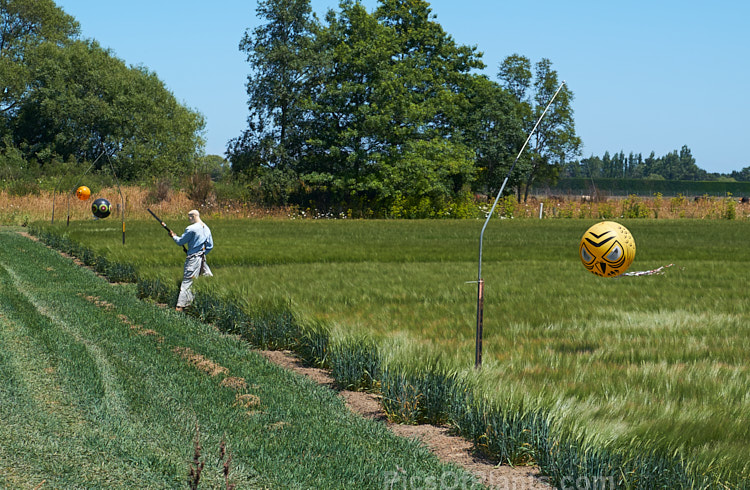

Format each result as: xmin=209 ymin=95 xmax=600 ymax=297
xmin=499 ymin=193 xmax=750 ymax=220
xmin=0 ymin=186 xmax=293 ymax=225
xmin=172 ymin=346 xmax=230 ymax=377
xmin=3 ymin=185 xmax=749 ymax=225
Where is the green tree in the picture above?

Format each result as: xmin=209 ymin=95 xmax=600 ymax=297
xmin=601 ymin=151 xmax=613 ymax=178
xmin=379 ymin=138 xmax=476 ymax=214
xmin=498 ymin=55 xmax=581 ymax=201
xmin=497 ymin=53 xmax=531 ymax=102
xmin=229 ymin=0 xmax=320 ymax=175
xmin=298 ymin=0 xmax=394 ymax=196
xmin=198 ymin=154 xmax=230 ymax=181
xmin=2 ymin=1 xmax=204 ymax=180
xmin=627 ymin=152 xmax=644 ymax=178
xmin=461 ymin=74 xmax=524 ymax=197
xmin=12 ymin=40 xmax=204 ymax=179
xmin=642 ymin=151 xmax=658 ymax=178
xmin=1 ymin=0 xmax=78 ymax=125
xmin=300 ymin=0 xmax=484 ymax=212
xmin=579 ymin=155 xmax=602 ymax=179
xmin=374 ymin=0 xmax=486 ymax=211
xmin=730 ymin=166 xmax=750 ymax=181
xmin=374 ymin=0 xmax=483 ymax=141
xmin=676 ymin=145 xmax=705 ymax=180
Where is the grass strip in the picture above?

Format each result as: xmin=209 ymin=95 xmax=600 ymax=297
xmin=1 ymin=229 xmax=478 ymax=489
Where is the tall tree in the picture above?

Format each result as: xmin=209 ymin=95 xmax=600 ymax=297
xmin=229 ymin=0 xmax=320 ymax=175
xmin=461 ymin=74 xmax=524 ymax=197
xmin=730 ymin=166 xmax=750 ymax=181
xmin=2 ymin=2 xmax=204 ymax=179
xmin=677 ymin=145 xmax=705 ymax=180
xmin=643 ymin=151 xmax=658 ymax=178
xmin=497 ymin=53 xmax=531 ymax=102
xmin=375 ymin=0 xmax=484 ymax=213
xmin=297 ymin=0 xmax=485 ymax=212
xmin=298 ymin=0 xmax=394 ymax=189
xmin=374 ymin=0 xmax=485 ymax=147
xmin=498 ymin=55 xmax=581 ymax=201
xmin=12 ymin=40 xmax=205 ymax=179
xmin=1 ymin=0 xmax=78 ymax=124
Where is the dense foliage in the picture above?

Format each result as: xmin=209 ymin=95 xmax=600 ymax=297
xmin=497 ymin=55 xmax=581 ymax=201
xmin=0 ymin=0 xmax=205 ymax=184
xmin=228 ymin=0 xmax=576 ymax=215
xmin=565 ymin=145 xmax=706 ymax=181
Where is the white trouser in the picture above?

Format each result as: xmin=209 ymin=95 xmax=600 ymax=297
xmin=176 ymin=253 xmax=213 ymax=307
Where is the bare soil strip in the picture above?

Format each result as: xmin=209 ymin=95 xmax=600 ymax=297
xmin=260 ymin=350 xmax=552 ymax=490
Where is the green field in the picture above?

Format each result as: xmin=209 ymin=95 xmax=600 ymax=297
xmin=0 ymin=228 xmax=480 ymax=489
xmin=32 ymin=218 xmax=750 ymax=487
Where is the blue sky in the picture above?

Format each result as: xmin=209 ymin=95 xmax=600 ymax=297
xmin=55 ymin=0 xmax=749 ymax=174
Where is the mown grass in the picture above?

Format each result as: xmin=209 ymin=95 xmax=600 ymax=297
xmin=31 ymin=218 xmax=750 ymax=487
xmin=0 ymin=228 xmax=479 ymax=488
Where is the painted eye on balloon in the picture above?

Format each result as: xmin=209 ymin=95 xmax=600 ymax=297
xmin=580 ymin=246 xmax=593 ymax=263
xmin=605 ymin=245 xmax=622 ymax=262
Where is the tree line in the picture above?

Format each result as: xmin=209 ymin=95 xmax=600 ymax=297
xmin=3 ymin=0 xmax=581 ymax=214
xmin=4 ymin=0 xmax=748 ymax=213
xmin=228 ymin=0 xmax=580 ymax=215
xmin=563 ymin=146 xmax=750 ymax=183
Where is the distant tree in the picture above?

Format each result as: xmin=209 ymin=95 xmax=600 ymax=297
xmin=643 ymin=151 xmax=659 ymax=179
xmin=614 ymin=151 xmax=626 ymax=178
xmin=198 ymin=155 xmax=230 ymax=181
xmin=601 ymin=151 xmax=613 ymax=178
xmin=560 ymin=159 xmax=582 ymax=178
xmin=646 ymin=146 xmax=704 ymax=181
xmin=676 ymin=145 xmax=706 ymax=180
xmin=498 ymin=55 xmax=581 ymax=201
xmin=580 ymin=155 xmax=603 ymax=179
xmin=627 ymin=152 xmax=644 ymax=178
xmin=571 ymin=146 xmax=710 ymax=182
xmin=730 ymin=166 xmax=750 ymax=181
xmin=463 ymin=75 xmax=524 ymax=196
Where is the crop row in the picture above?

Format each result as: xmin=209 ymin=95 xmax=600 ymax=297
xmin=3 ymin=229 xmax=477 ymax=488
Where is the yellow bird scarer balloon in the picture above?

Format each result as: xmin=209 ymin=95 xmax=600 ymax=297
xmin=579 ymin=221 xmax=636 ymax=277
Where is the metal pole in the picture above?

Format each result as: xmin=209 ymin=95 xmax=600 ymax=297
xmin=474 ymin=80 xmax=566 ymax=368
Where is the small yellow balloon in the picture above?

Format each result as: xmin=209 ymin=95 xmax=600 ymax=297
xmin=76 ymin=186 xmax=91 ymax=201
xmin=579 ymin=221 xmax=636 ymax=277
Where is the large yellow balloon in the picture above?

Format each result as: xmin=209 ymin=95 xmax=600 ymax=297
xmin=579 ymin=221 xmax=636 ymax=277
xmin=76 ymin=186 xmax=91 ymax=201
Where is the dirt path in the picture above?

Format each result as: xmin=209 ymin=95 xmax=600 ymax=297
xmin=260 ymin=350 xmax=552 ymax=490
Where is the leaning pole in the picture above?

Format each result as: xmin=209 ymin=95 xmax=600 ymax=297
xmin=474 ymin=81 xmax=566 ymax=368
